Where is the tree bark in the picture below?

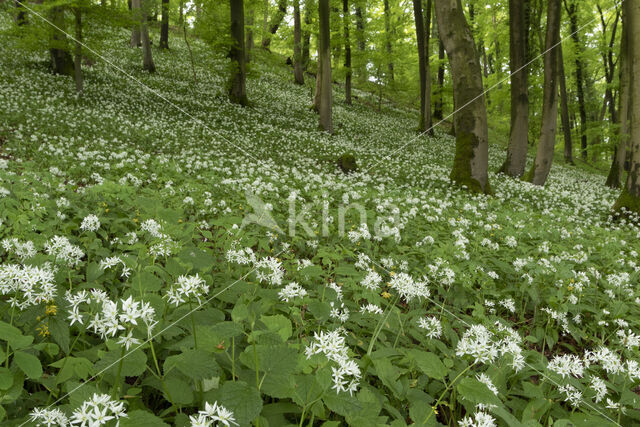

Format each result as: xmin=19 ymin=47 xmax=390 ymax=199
xmin=343 ymin=0 xmax=352 ymax=104
xmin=293 ymin=0 xmax=305 ymax=84
xmin=525 ymin=0 xmax=561 ymax=185
xmin=558 ymin=43 xmax=573 ymax=164
xmin=435 ymin=0 xmax=490 ymax=193
xmin=503 ymin=0 xmax=529 ymax=177
xmin=130 ymin=0 xmax=141 ymax=48
xmin=262 ymin=0 xmax=288 ymax=50
xmin=434 ymin=38 xmax=445 ymax=120
xmin=565 ymin=0 xmax=588 ymax=160
xmin=246 ymin=8 xmax=254 ymax=62
xmin=50 ymin=6 xmax=74 ymax=76
xmin=318 ymin=0 xmax=332 ymax=132
xmin=302 ymin=0 xmax=312 ymax=70
xmin=74 ymin=6 xmax=83 ymax=93
xmin=15 ymin=0 xmax=27 ymax=26
xmin=607 ymin=8 xmax=630 ymax=189
xmin=383 ymin=0 xmax=394 ymax=81
xmin=412 ymin=0 xmax=432 ymax=133
xmin=139 ymin=0 xmax=155 ymax=72
xmin=159 ymin=0 xmax=169 ymax=49
xmin=229 ymin=0 xmax=249 ymax=105
xmin=614 ymin=0 xmax=640 ymax=212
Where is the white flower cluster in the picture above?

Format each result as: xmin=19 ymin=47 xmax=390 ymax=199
xmin=254 ymin=256 xmax=284 ymax=286
xmin=166 ymin=274 xmax=210 ymax=306
xmin=360 ymin=269 xmax=382 ymax=291
xmin=98 ymin=256 xmax=131 ymax=278
xmin=456 ymin=323 xmax=524 ymax=371
xmin=80 ymin=214 xmax=100 ymax=232
xmin=458 ymin=410 xmax=496 ymax=427
xmin=389 ymin=272 xmax=429 ymax=302
xmin=359 ymin=303 xmax=383 ymax=315
xmin=30 ymin=393 xmax=127 ymax=426
xmin=140 ymin=219 xmax=179 ymax=257
xmin=67 ymin=291 xmax=156 ymax=349
xmin=45 ymin=236 xmax=84 ymax=267
xmin=226 ymin=246 xmax=256 ymax=265
xmin=347 ymin=223 xmax=371 ymax=243
xmin=305 ymin=329 xmax=361 ymax=395
xmin=1 ymin=238 xmax=37 ymax=260
xmin=329 ymin=302 xmax=350 ymax=322
xmin=278 ymin=282 xmax=307 ymax=302
xmin=558 ymin=384 xmax=582 ymax=407
xmin=548 ymin=354 xmax=584 ymax=379
xmin=189 ymin=401 xmax=237 ymax=427
xmin=0 ymin=263 xmax=56 ymax=309
xmin=417 ymin=316 xmax=442 ymax=339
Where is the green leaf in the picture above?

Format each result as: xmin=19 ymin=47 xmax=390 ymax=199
xmin=260 ymin=314 xmax=292 ymax=341
xmin=120 ymin=410 xmax=170 ymax=427
xmin=95 ymin=348 xmax=147 ymax=377
xmin=14 ymin=351 xmax=42 ymax=379
xmin=163 ymin=375 xmax=194 ymax=405
xmin=405 ymin=349 xmax=447 ymax=380
xmin=291 ymin=375 xmax=324 ymax=407
xmin=0 ymin=367 xmax=13 ymax=390
xmin=164 ymin=349 xmax=220 ymax=380
xmin=323 ymin=392 xmax=363 ymax=417
xmin=0 ymin=321 xmax=33 ymax=349
xmin=456 ymin=376 xmax=502 ymax=407
xmin=207 ymin=381 xmax=263 ymax=426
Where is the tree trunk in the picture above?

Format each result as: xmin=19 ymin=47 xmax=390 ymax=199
xmin=383 ymin=0 xmax=394 ymax=81
xmin=435 ymin=0 xmax=490 ymax=193
xmin=293 ymin=0 xmax=305 ymax=84
xmin=179 ymin=0 xmax=183 ymax=26
xmin=503 ymin=0 xmax=529 ymax=177
xmin=412 ymin=0 xmax=432 ymax=133
xmin=139 ymin=0 xmax=155 ymax=72
xmin=607 ymin=9 xmax=630 ymax=189
xmin=130 ymin=0 xmax=141 ymax=48
xmin=302 ymin=0 xmax=312 ymax=70
xmin=558 ymin=43 xmax=573 ymax=164
xmin=262 ymin=0 xmax=288 ymax=50
xmin=318 ymin=0 xmax=332 ymax=132
xmin=74 ymin=6 xmax=83 ymax=93
xmin=49 ymin=7 xmax=74 ymax=76
xmin=614 ymin=0 xmax=640 ymax=213
xmin=343 ymin=0 xmax=352 ymax=104
xmin=246 ymin=8 xmax=254 ymax=62
xmin=525 ymin=0 xmax=561 ymax=185
xmin=565 ymin=0 xmax=588 ymax=160
xmin=434 ymin=38 xmax=445 ymax=120
xmin=354 ymin=2 xmax=366 ymax=82
xmin=159 ymin=0 xmax=169 ymax=49
xmin=15 ymin=0 xmax=27 ymax=26
xmin=229 ymin=0 xmax=249 ymax=105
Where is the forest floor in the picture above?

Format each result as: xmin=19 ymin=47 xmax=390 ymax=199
xmin=1 ymin=16 xmax=639 ymax=427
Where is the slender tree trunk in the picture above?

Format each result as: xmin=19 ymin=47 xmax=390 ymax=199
xmin=302 ymin=0 xmax=312 ymax=70
xmin=607 ymin=10 xmax=630 ymax=189
xmin=503 ymin=0 xmax=529 ymax=177
xmin=246 ymin=8 xmax=254 ymax=62
xmin=15 ymin=0 xmax=27 ymax=26
xmin=50 ymin=6 xmax=74 ymax=76
xmin=383 ymin=0 xmax=394 ymax=81
xmin=318 ymin=0 xmax=332 ymax=132
xmin=565 ymin=0 xmax=588 ymax=160
xmin=434 ymin=38 xmax=445 ymax=120
xmin=293 ymin=0 xmax=305 ymax=84
xmin=229 ymin=0 xmax=249 ymax=105
xmin=130 ymin=0 xmax=141 ymax=48
xmin=343 ymin=0 xmax=352 ymax=104
xmin=614 ymin=0 xmax=640 ymax=212
xmin=139 ymin=0 xmax=155 ymax=72
xmin=558 ymin=44 xmax=573 ymax=164
xmin=435 ymin=0 xmax=490 ymax=193
xmin=354 ymin=1 xmax=366 ymax=82
xmin=159 ymin=0 xmax=169 ymax=49
xmin=525 ymin=0 xmax=561 ymax=185
xmin=74 ymin=6 xmax=83 ymax=93
xmin=412 ymin=0 xmax=432 ymax=133
xmin=262 ymin=0 xmax=288 ymax=50
xmin=179 ymin=0 xmax=183 ymax=26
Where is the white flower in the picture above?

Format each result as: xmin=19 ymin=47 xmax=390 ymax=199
xmin=458 ymin=411 xmax=496 ymax=427
xmin=190 ymin=401 xmax=237 ymax=426
xmin=166 ymin=274 xmax=209 ymax=306
xmin=548 ymin=354 xmax=584 ymax=379
xmin=278 ymin=282 xmax=307 ymax=302
xmin=417 ymin=316 xmax=442 ymax=339
xmin=360 ymin=270 xmax=382 ymax=291
xmin=80 ymin=214 xmax=101 ymax=232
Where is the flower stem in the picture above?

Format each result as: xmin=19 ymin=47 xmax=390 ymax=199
xmin=423 ymin=362 xmax=475 ymax=425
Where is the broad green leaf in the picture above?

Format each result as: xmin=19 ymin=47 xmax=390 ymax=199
xmin=456 ymin=376 xmax=502 ymax=407
xmin=0 ymin=321 xmax=33 ymax=349
xmin=405 ymin=349 xmax=447 ymax=380
xmin=260 ymin=314 xmax=292 ymax=341
xmin=14 ymin=351 xmax=42 ymax=379
xmin=206 ymin=381 xmax=263 ymax=427
xmin=0 ymin=367 xmax=13 ymax=390
xmin=120 ymin=410 xmax=170 ymax=427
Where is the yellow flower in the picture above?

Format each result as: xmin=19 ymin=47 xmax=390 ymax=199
xmin=132 ymin=218 xmax=139 ymax=223
xmin=389 ymin=271 xmax=395 ymax=277
xmin=105 ymin=208 xmax=109 ymax=213
xmin=381 ymin=291 xmax=391 ymax=299
xmin=178 ymin=219 xmax=183 ymax=223
xmin=45 ymin=304 xmax=57 ymax=316
xmin=36 ymin=324 xmax=50 ymax=337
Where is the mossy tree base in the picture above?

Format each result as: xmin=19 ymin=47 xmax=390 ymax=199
xmin=449 ymin=132 xmax=491 ymax=194
xmin=612 ymin=189 xmax=640 ymax=215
